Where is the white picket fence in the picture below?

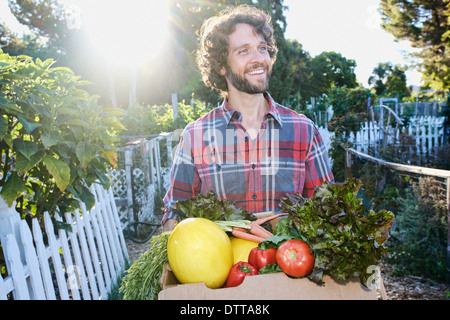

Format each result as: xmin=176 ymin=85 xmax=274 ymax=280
xmin=110 ymin=132 xmax=174 ymax=228
xmin=347 ymin=116 xmax=445 ymax=155
xmin=0 ymin=183 xmax=129 ymax=300
xmin=318 ymin=116 xmax=445 ymax=159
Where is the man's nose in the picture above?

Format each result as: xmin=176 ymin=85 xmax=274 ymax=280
xmin=250 ymin=48 xmax=265 ymax=63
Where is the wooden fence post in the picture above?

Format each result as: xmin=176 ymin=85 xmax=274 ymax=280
xmin=124 ymin=148 xmax=135 ymax=222
xmin=344 ymin=148 xmax=352 ymax=180
xmin=172 ymin=93 xmax=178 ymax=120
xmin=447 ymin=178 xmax=450 ymax=281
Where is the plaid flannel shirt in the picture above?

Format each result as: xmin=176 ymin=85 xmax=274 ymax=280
xmin=162 ymin=93 xmax=334 ymax=223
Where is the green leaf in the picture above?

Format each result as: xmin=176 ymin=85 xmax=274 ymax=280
xmin=75 ymin=141 xmax=96 ymax=166
xmin=35 ymin=58 xmax=43 ymax=68
xmin=15 ymin=150 xmax=45 ymax=173
xmin=101 ymin=119 xmax=126 ymax=131
xmin=66 ymin=118 xmax=90 ymax=128
xmin=0 ymin=172 xmax=27 ymax=206
xmin=0 ymin=96 xmax=22 ymax=113
xmin=1 ymin=72 xmax=24 ymax=80
xmin=42 ymin=58 xmax=55 ymax=69
xmin=49 ymin=66 xmax=74 ymax=74
xmin=41 ymin=132 xmax=59 ymax=148
xmin=68 ymin=184 xmax=95 ymax=210
xmin=0 ymin=115 xmax=7 ymax=139
xmin=17 ymin=115 xmax=41 ymax=133
xmin=258 ymin=264 xmax=282 ymax=274
xmin=43 ymin=155 xmax=70 ymax=191
xmin=13 ymin=139 xmax=39 ymax=160
xmin=175 ymin=191 xmax=256 ymax=222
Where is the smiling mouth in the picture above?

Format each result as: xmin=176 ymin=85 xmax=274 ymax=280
xmin=247 ymin=68 xmax=265 ymax=75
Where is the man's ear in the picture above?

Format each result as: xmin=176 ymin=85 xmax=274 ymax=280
xmin=219 ymin=66 xmax=226 ymax=76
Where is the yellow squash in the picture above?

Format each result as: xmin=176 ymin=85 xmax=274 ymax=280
xmin=230 ymin=237 xmax=259 ymax=264
xmin=167 ymin=218 xmax=233 ymax=288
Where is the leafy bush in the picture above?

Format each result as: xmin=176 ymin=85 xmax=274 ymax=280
xmin=387 ymin=176 xmax=448 ymax=281
xmin=327 ymin=86 xmax=373 ymax=135
xmin=0 ymin=50 xmax=122 ymax=219
xmin=119 ymin=99 xmax=211 ymax=137
xmin=323 ymin=87 xmax=374 ymax=181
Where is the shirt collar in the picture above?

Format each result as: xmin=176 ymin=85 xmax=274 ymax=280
xmin=221 ymin=92 xmax=283 ymax=127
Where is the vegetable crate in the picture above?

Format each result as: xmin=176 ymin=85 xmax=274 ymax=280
xmin=158 ymin=263 xmax=387 ymax=300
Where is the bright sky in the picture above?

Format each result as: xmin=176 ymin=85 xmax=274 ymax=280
xmin=0 ymin=0 xmax=422 ymax=87
xmin=283 ymin=0 xmax=422 ymax=87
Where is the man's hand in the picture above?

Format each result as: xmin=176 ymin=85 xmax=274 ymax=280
xmin=163 ymin=218 xmax=178 ymax=232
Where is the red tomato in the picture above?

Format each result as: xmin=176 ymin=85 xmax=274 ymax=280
xmin=276 ymin=239 xmax=314 ymax=277
xmin=248 ymin=247 xmax=276 ymax=271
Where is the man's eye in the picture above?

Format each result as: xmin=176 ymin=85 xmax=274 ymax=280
xmin=238 ymin=48 xmax=248 ymax=54
xmin=259 ymin=46 xmax=267 ymax=52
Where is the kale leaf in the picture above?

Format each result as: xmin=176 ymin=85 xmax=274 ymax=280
xmin=174 ymin=191 xmax=256 ymax=222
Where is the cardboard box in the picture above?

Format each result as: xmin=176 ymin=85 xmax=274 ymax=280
xmin=158 ymin=263 xmax=387 ymax=300
xmin=159 ymin=212 xmax=387 ymax=300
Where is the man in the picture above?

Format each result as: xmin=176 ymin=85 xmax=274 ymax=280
xmin=162 ymin=5 xmax=333 ymax=231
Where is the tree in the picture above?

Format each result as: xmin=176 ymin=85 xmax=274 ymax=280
xmin=282 ymin=39 xmax=313 ymax=105
xmin=0 ymin=50 xmax=122 ymax=219
xmin=369 ymin=62 xmax=409 ymax=98
xmin=368 ymin=62 xmax=391 ymax=95
xmin=386 ymin=65 xmax=409 ymax=98
xmin=308 ymin=51 xmax=358 ymax=97
xmin=379 ymin=0 xmax=450 ymax=90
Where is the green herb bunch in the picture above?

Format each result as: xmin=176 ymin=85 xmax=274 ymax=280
xmin=119 ymin=232 xmax=170 ymax=300
xmin=280 ymin=178 xmax=395 ymax=287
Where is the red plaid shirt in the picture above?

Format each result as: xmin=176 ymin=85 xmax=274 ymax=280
xmin=162 ymin=93 xmax=334 ymax=222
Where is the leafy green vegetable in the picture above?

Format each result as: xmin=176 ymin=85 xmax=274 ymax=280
xmin=258 ymin=263 xmax=282 ymax=274
xmin=174 ymin=191 xmax=256 ymax=222
xmin=119 ymin=232 xmax=170 ymax=300
xmin=279 ymin=178 xmax=395 ymax=287
xmin=257 ymin=218 xmax=307 ymax=251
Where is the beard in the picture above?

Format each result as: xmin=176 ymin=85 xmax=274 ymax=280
xmin=225 ymin=64 xmax=272 ymax=94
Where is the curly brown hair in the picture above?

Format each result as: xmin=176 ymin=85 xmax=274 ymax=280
xmin=196 ymin=5 xmax=278 ymax=97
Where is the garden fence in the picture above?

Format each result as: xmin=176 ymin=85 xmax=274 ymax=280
xmin=348 ymin=116 xmax=445 ymax=155
xmin=0 ymin=184 xmax=129 ymax=300
xmin=110 ymin=132 xmax=174 ymax=228
xmin=318 ymin=116 xmax=446 ymax=167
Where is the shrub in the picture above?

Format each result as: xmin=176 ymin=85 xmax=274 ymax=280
xmin=0 ymin=50 xmax=123 ymax=219
xmin=387 ymin=176 xmax=448 ymax=281
xmin=119 ymin=99 xmax=211 ymax=137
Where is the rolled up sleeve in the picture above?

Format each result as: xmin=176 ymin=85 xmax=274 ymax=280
xmin=162 ymin=126 xmax=201 ymax=223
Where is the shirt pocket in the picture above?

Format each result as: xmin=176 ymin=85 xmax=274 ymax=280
xmin=198 ymin=162 xmax=240 ymax=196
xmin=272 ymin=160 xmax=302 ymax=193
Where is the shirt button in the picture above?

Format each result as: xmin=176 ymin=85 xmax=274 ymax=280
xmin=252 ymin=164 xmax=256 ymax=169
xmin=252 ymin=194 xmax=257 ymax=200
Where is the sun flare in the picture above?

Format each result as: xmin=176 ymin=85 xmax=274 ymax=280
xmin=62 ymin=0 xmax=169 ymax=65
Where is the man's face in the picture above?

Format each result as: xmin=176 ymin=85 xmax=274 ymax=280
xmin=221 ymin=23 xmax=273 ymax=95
